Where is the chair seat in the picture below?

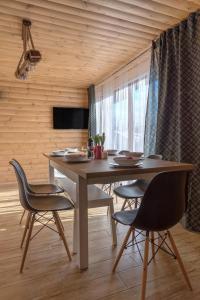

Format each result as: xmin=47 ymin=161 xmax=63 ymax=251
xmin=28 ymin=195 xmax=74 ymax=212
xmin=114 ymin=179 xmax=149 ymax=199
xmin=29 ymin=183 xmax=64 ymax=194
xmin=113 ymin=209 xmax=139 ymax=226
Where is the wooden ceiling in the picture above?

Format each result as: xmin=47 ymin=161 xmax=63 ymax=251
xmin=0 ymin=0 xmax=200 ymax=88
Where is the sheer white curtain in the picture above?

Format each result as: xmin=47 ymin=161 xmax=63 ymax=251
xmin=95 ymin=51 xmax=151 ymax=152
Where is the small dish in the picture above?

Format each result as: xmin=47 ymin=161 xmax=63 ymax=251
xmin=51 ymin=150 xmax=65 ymax=156
xmin=113 ymin=156 xmax=141 ymax=166
xmin=109 ymin=162 xmax=142 ymax=168
xmin=64 ymin=151 xmax=87 ymax=162
xmin=52 ymin=149 xmax=65 ymax=153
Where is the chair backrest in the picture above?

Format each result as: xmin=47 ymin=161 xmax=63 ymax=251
xmin=10 ymin=159 xmax=31 ymax=192
xmin=118 ymin=150 xmax=130 ymax=155
xmin=133 ymin=171 xmax=189 ymax=232
xmin=9 ymin=160 xmax=33 ymax=211
xmin=148 ymin=154 xmax=162 ymax=160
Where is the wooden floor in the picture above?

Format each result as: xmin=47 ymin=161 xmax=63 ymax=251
xmin=0 ymin=185 xmax=200 ymax=300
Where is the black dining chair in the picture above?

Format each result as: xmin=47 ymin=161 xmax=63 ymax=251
xmin=11 ymin=159 xmax=64 ymax=224
xmin=10 ymin=160 xmax=74 ymax=273
xmin=113 ymin=154 xmax=162 ymax=211
xmin=100 ymin=149 xmax=131 ymax=199
xmin=118 ymin=150 xmax=130 ymax=155
xmin=102 ymin=150 xmax=136 ymax=198
xmin=112 ymin=170 xmax=192 ymax=300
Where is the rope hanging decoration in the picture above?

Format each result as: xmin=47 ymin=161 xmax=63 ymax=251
xmin=15 ymin=19 xmax=42 ymax=80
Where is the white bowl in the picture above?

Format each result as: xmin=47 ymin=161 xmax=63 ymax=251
xmin=113 ymin=156 xmax=140 ymax=166
xmin=52 ymin=149 xmax=65 ymax=154
xmin=64 ymin=152 xmax=87 ymax=161
xmin=125 ymin=152 xmax=143 ymax=158
xmin=51 ymin=150 xmax=65 ymax=156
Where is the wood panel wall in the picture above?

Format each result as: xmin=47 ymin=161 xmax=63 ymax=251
xmin=0 ymin=79 xmax=88 ymax=185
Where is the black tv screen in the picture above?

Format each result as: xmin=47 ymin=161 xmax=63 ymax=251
xmin=53 ymin=107 xmax=89 ymax=129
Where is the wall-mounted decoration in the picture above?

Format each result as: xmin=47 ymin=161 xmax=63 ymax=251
xmin=15 ymin=19 xmax=42 ymax=80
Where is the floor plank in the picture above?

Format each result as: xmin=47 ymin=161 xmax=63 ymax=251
xmin=0 ymin=185 xmax=199 ymax=300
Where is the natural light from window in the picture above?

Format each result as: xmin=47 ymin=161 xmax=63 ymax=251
xmin=95 ymin=75 xmax=149 ymax=152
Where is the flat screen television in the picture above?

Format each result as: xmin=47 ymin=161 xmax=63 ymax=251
xmin=53 ymin=107 xmax=89 ymax=129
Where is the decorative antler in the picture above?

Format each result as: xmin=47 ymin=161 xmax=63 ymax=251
xmin=15 ymin=19 xmax=42 ymax=80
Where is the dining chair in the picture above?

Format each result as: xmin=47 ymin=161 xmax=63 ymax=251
xmin=112 ymin=170 xmax=192 ymax=300
xmin=56 ymin=175 xmax=117 ymax=248
xmin=11 ymin=159 xmax=64 ymax=224
xmin=101 ymin=150 xmax=131 ymax=198
xmin=113 ymin=154 xmax=162 ymax=211
xmin=118 ymin=150 xmax=130 ymax=155
xmin=10 ymin=160 xmax=74 ymax=273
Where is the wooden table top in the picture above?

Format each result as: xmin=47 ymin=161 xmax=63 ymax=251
xmin=45 ymin=154 xmax=194 ymax=180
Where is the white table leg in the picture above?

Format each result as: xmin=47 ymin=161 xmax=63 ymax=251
xmin=76 ymin=176 xmax=88 ymax=270
xmin=49 ymin=161 xmax=54 ymax=184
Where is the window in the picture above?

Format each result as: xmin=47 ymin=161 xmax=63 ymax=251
xmin=95 ymin=75 xmax=149 ymax=152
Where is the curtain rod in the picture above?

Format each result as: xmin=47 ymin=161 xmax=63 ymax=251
xmin=96 ymin=44 xmax=152 ymax=86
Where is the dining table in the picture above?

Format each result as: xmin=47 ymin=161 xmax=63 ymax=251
xmin=44 ymin=154 xmax=193 ymax=270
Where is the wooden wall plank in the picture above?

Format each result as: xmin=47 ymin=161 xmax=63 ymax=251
xmin=0 ymin=79 xmax=88 ymax=185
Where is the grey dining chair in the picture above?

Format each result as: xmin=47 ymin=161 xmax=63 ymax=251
xmin=10 ymin=159 xmax=74 ymax=273
xmin=11 ymin=159 xmax=64 ymax=224
xmin=101 ymin=150 xmax=131 ymax=198
xmin=113 ymin=154 xmax=162 ymax=211
xmin=112 ymin=170 xmax=192 ymax=300
xmin=118 ymin=150 xmax=130 ymax=155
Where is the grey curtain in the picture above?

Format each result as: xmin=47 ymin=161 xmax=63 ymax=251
xmin=144 ymin=11 xmax=200 ymax=232
xmin=144 ymin=42 xmax=159 ymax=156
xmin=88 ymin=84 xmax=96 ymax=137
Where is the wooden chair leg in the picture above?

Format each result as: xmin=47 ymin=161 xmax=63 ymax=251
xmin=112 ymin=226 xmax=133 ymax=272
xmin=141 ymin=231 xmax=150 ymax=300
xmin=20 ymin=213 xmax=35 ymax=273
xmin=109 ymin=202 xmax=117 ymax=247
xmin=54 ymin=214 xmax=62 ymax=238
xmin=150 ymin=231 xmax=155 ymax=258
xmin=167 ymin=230 xmax=192 ymax=290
xmin=19 ymin=209 xmax=26 ymax=224
xmin=56 ymin=213 xmax=64 ymax=232
xmin=20 ymin=211 xmax=31 ymax=248
xmin=53 ymin=211 xmax=72 ymax=261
